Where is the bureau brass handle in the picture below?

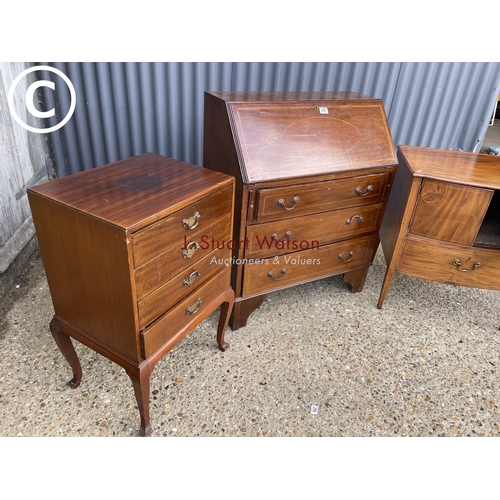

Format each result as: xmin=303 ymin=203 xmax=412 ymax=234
xmin=355 ymin=185 xmax=373 ymax=197
xmin=346 ymin=215 xmax=363 ymax=225
xmin=268 ymin=268 xmax=287 ymax=281
xmin=271 ymin=231 xmax=292 ymax=242
xmin=453 ymin=259 xmax=482 ymax=272
xmin=338 ymin=251 xmax=355 ymax=263
xmin=183 ymin=212 xmax=201 ymax=230
xmin=277 ymin=196 xmax=299 ymax=210
xmin=183 ymin=270 xmax=201 ymax=286
xmin=186 ymin=298 xmax=202 ymax=315
xmin=182 ymin=241 xmax=200 ymax=259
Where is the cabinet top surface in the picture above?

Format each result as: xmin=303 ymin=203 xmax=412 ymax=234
xmin=399 ymin=145 xmax=500 ymax=189
xmin=207 ymin=91 xmax=397 ymax=183
xmin=28 ymin=153 xmax=233 ymax=231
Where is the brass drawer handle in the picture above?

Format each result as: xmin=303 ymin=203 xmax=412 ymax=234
xmin=277 ymin=196 xmax=299 ymax=211
xmin=182 ymin=241 xmax=200 ymax=259
xmin=186 ymin=298 xmax=202 ymax=315
xmin=453 ymin=259 xmax=482 ymax=272
xmin=355 ymin=185 xmax=373 ymax=197
xmin=339 ymin=251 xmax=355 ymax=263
xmin=346 ymin=215 xmax=363 ymax=225
xmin=183 ymin=270 xmax=201 ymax=286
xmin=183 ymin=211 xmax=201 ymax=230
xmin=272 ymin=231 xmax=292 ymax=242
xmin=268 ymin=268 xmax=287 ymax=281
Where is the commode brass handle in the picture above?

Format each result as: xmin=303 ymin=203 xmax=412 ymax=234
xmin=277 ymin=196 xmax=299 ymax=211
xmin=346 ymin=215 xmax=363 ymax=225
xmin=268 ymin=268 xmax=287 ymax=281
xmin=453 ymin=259 xmax=482 ymax=272
xmin=183 ymin=211 xmax=201 ymax=230
xmin=183 ymin=270 xmax=201 ymax=286
xmin=271 ymin=231 xmax=292 ymax=242
xmin=182 ymin=241 xmax=200 ymax=259
xmin=355 ymin=185 xmax=373 ymax=197
xmin=338 ymin=251 xmax=355 ymax=263
xmin=186 ymin=298 xmax=202 ymax=315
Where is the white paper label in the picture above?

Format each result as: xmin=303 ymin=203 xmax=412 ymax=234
xmin=318 ymin=107 xmax=328 ymax=114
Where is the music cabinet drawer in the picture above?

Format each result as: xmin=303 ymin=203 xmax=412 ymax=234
xmin=137 ymin=246 xmax=230 ymax=329
xmin=132 ymin=185 xmax=233 ymax=268
xmin=141 ymin=267 xmax=231 ymax=358
xmin=242 ymin=235 xmax=376 ymax=297
xmin=245 ymin=202 xmax=385 ymax=258
xmin=398 ymin=236 xmax=500 ymax=289
xmin=134 ymin=214 xmax=232 ymax=300
xmin=254 ymin=173 xmax=390 ymax=222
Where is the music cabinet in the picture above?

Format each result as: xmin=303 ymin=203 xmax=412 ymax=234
xmin=28 ymin=153 xmax=235 ymax=436
xmin=203 ymin=91 xmax=398 ymax=330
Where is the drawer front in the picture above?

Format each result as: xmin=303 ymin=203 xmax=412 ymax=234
xmin=242 ymin=235 xmax=376 ymax=297
xmin=137 ymin=246 xmax=230 ymax=330
xmin=246 ymin=202 xmax=385 ymax=258
xmin=398 ymin=235 xmax=500 ymax=289
xmin=141 ymin=267 xmax=231 ymax=359
xmin=254 ymin=172 xmax=390 ymax=222
xmin=135 ymin=214 xmax=232 ymax=300
xmin=131 ymin=185 xmax=232 ymax=268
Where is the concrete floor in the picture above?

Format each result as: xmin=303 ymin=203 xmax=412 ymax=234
xmin=1 ymin=245 xmax=500 ymax=438
xmin=1 ymin=122 xmax=500 ymax=438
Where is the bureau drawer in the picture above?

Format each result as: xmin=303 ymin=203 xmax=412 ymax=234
xmin=242 ymin=235 xmax=376 ymax=297
xmin=254 ymin=172 xmax=390 ymax=222
xmin=131 ymin=185 xmax=232 ymax=268
xmin=398 ymin=235 xmax=500 ymax=289
xmin=135 ymin=214 xmax=232 ymax=300
xmin=137 ymin=246 xmax=230 ymax=329
xmin=246 ymin=202 xmax=385 ymax=258
xmin=141 ymin=267 xmax=231 ymax=359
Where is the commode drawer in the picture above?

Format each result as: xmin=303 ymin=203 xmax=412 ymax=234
xmin=137 ymin=246 xmax=229 ymax=329
xmin=131 ymin=185 xmax=232 ymax=268
xmin=398 ymin=235 xmax=500 ymax=289
xmin=254 ymin=172 xmax=390 ymax=222
xmin=134 ymin=214 xmax=232 ymax=300
xmin=140 ymin=267 xmax=231 ymax=358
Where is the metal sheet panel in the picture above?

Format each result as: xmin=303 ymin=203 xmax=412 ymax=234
xmin=388 ymin=62 xmax=500 ymax=152
xmin=38 ymin=62 xmax=500 ymax=177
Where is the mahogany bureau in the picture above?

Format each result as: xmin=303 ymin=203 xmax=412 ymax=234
xmin=378 ymin=145 xmax=500 ymax=309
xmin=203 ymin=91 xmax=398 ymax=330
xmin=27 ymin=153 xmax=235 ymax=436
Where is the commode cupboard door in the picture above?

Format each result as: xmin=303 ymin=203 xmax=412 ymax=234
xmin=409 ymin=180 xmax=492 ymax=245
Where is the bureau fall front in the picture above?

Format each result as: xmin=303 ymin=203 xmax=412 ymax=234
xmin=203 ymin=91 xmax=398 ymax=330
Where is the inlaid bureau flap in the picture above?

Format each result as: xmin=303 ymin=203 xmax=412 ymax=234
xmin=207 ymin=91 xmax=397 ymax=183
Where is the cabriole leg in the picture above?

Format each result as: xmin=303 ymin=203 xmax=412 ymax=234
xmin=128 ymin=363 xmax=152 ymax=437
xmin=49 ymin=317 xmax=83 ymax=388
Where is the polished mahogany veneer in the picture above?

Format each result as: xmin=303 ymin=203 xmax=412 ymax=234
xmin=203 ymin=91 xmax=398 ymax=330
xmin=28 ymin=153 xmax=235 ymax=436
xmin=378 ymin=145 xmax=500 ymax=308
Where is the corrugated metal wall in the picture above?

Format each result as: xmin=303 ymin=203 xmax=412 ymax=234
xmin=38 ymin=62 xmax=500 ymax=177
